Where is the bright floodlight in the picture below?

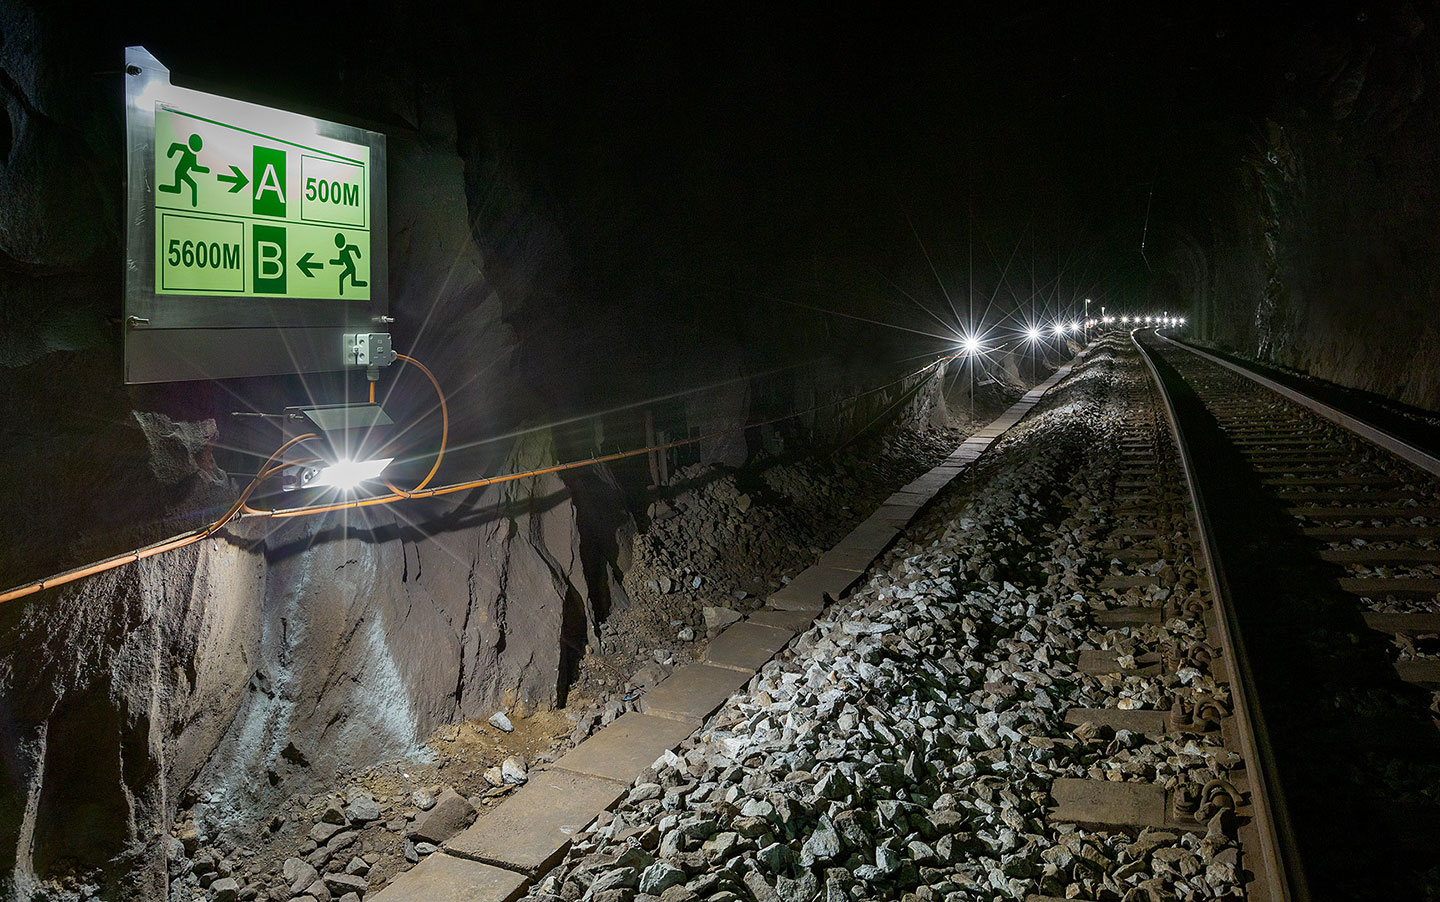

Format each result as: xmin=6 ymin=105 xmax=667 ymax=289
xmin=1121 ymin=316 xmax=1130 ymax=324
xmin=1026 ymin=326 xmax=1043 ymax=341
xmin=311 ymin=457 xmax=394 ymax=491
xmin=1066 ymin=321 xmax=1078 ymax=333
xmin=962 ymin=336 xmax=981 ymax=354
xmin=1052 ymin=324 xmax=1064 ymax=337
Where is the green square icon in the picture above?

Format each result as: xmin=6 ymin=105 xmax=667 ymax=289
xmin=252 ymin=224 xmax=287 ymax=294
xmin=252 ymin=146 xmax=287 ymax=218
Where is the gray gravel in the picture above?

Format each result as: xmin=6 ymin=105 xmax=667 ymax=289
xmin=522 ymin=341 xmax=1246 ymax=902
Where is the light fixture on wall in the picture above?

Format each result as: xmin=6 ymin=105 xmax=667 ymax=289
xmin=280 ymin=403 xmax=395 ymax=493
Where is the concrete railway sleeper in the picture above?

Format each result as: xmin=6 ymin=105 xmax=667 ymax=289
xmin=368 ymin=335 xmax=1289 ymax=902
xmin=1136 ymin=329 xmax=1440 ymax=900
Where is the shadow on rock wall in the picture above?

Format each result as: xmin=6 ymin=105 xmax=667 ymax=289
xmin=1180 ymin=4 xmax=1440 ymax=411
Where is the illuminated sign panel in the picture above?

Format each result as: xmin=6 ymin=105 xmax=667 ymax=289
xmin=124 ymin=46 xmax=387 ymax=383
xmin=152 ymin=108 xmax=371 ymax=300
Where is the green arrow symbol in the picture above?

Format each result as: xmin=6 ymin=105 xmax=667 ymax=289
xmin=296 ymin=252 xmax=324 ymax=278
xmin=216 ymin=165 xmax=249 ymax=194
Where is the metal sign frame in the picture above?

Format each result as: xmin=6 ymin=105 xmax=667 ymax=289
xmin=123 ymin=46 xmax=389 ymax=384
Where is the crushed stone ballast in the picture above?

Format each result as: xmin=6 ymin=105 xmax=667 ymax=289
xmin=485 ymin=336 xmax=1270 ymax=902
xmin=369 ymin=354 xmax=1084 ymax=900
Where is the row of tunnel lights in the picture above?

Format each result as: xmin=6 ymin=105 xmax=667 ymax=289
xmin=956 ymin=315 xmax=1188 ymax=354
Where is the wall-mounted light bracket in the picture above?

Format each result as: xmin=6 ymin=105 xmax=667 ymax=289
xmin=280 ymin=402 xmax=395 ymax=492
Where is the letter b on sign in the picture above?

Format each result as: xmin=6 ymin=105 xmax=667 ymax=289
xmin=253 ymin=146 xmax=287 ymax=218
xmin=253 ymin=224 xmax=286 ymax=294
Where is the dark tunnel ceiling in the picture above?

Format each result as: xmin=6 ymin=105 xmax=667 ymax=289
xmin=90 ymin=3 xmax=1363 ymax=353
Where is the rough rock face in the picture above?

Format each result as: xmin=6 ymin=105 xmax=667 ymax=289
xmin=0 ymin=11 xmax=958 ymax=901
xmin=1179 ymin=6 xmax=1440 ymax=410
xmin=0 ymin=540 xmax=265 ymax=901
xmin=194 ymin=470 xmax=597 ymax=838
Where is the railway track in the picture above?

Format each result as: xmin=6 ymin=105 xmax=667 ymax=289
xmin=1135 ymin=328 xmax=1440 ymax=900
xmin=489 ymin=336 xmax=1293 ymax=902
xmin=373 ymin=332 xmax=1439 ymax=902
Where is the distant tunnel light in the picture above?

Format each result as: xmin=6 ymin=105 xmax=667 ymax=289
xmin=308 ymin=457 xmax=394 ymax=492
xmin=1066 ymin=321 xmax=1078 ymax=333
xmin=1052 ymin=324 xmax=1064 ymax=337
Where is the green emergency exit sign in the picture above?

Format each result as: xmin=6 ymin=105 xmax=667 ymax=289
xmin=154 ymin=107 xmax=371 ymax=300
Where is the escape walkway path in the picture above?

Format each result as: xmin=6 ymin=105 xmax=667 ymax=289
xmin=371 ymin=353 xmax=1084 ymax=902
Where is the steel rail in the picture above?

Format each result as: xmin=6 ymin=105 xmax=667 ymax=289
xmin=1153 ymin=330 xmax=1440 ymax=480
xmin=1131 ymin=329 xmax=1308 ymax=902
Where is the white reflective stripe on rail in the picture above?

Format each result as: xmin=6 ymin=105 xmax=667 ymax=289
xmin=1153 ymin=331 xmax=1440 ymax=480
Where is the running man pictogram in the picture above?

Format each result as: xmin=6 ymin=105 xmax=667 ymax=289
xmin=159 ymin=134 xmax=209 ymax=207
xmin=330 ymin=232 xmax=367 ymax=296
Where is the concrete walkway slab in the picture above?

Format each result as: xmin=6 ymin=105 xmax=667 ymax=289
xmin=749 ymin=608 xmax=817 ymax=632
xmin=447 ymin=769 xmax=625 ymax=874
xmin=899 ymin=481 xmax=947 ymax=498
xmin=370 ymin=852 xmax=528 ymax=902
xmin=704 ymin=621 xmax=795 ymax=672
xmin=639 ymin=663 xmax=752 ymax=723
xmin=871 ymin=503 xmax=919 ymax=527
xmin=885 ymin=489 xmax=934 ymax=506
xmin=550 ymin=712 xmax=694 ymax=785
xmin=816 ymin=547 xmax=876 ymax=573
xmin=838 ymin=519 xmax=900 ymax=554
xmin=769 ymin=566 xmax=860 ymax=611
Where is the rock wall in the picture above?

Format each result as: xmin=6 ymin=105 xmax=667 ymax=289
xmin=193 ymin=472 xmax=597 ymax=840
xmin=0 ymin=9 xmax=965 ymax=899
xmin=0 ymin=539 xmax=263 ymax=900
xmin=1177 ymin=5 xmax=1440 ymax=410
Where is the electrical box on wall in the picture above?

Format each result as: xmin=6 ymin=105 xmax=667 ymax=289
xmin=123 ymin=46 xmax=389 ymax=383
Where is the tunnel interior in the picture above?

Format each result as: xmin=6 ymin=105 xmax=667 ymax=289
xmin=2 ymin=2 xmax=1440 ymax=900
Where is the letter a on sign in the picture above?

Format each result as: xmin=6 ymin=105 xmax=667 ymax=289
xmin=253 ymin=146 xmax=286 ymax=217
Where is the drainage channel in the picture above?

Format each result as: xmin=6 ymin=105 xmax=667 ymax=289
xmin=369 ymin=358 xmax=1086 ymax=901
xmin=1138 ymin=327 xmax=1440 ymax=900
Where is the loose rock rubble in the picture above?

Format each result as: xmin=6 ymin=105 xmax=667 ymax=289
xmin=168 ymin=374 xmax=1040 ymax=902
xmin=522 ymin=340 xmax=1246 ymax=902
xmin=165 ymin=708 xmax=572 ymax=902
xmin=577 ymin=422 xmax=970 ymax=700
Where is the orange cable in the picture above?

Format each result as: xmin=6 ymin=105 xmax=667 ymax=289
xmin=0 ymin=432 xmax=316 ymax=605
xmin=247 ymin=355 xmax=949 ymax=519
xmin=383 ymin=353 xmax=448 ymax=497
xmin=1 ymin=351 xmax=952 ymax=604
